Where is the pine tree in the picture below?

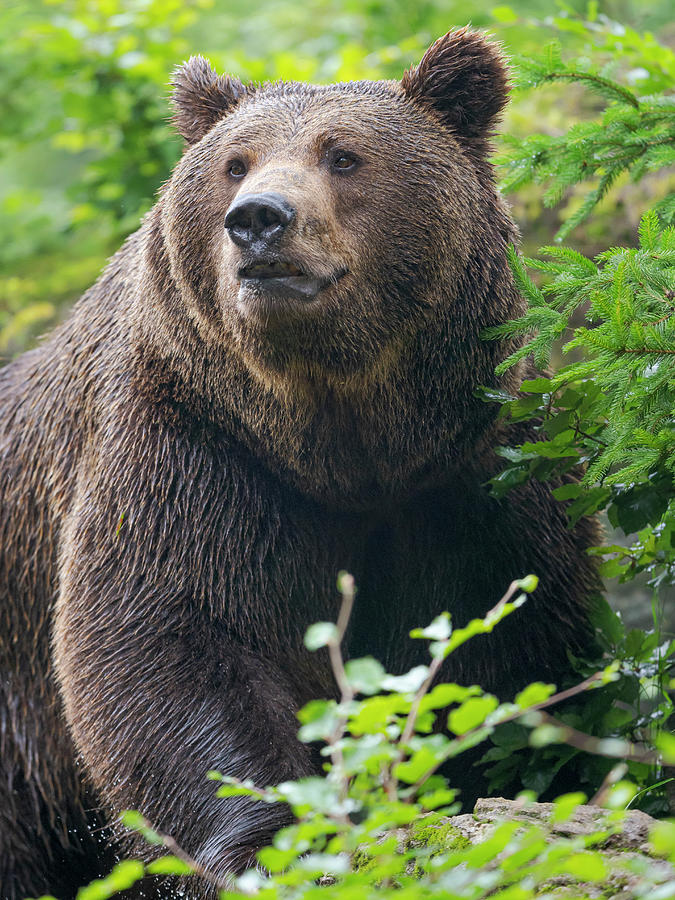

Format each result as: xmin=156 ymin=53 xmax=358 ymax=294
xmin=485 ymin=20 xmax=675 ymax=600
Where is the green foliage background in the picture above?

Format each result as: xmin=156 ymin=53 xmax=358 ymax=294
xmin=0 ymin=0 xmax=672 ymax=357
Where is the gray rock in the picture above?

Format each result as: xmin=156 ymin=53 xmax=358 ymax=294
xmin=429 ymin=797 xmax=675 ymax=899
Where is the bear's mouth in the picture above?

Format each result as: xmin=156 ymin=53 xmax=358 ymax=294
xmin=240 ymin=260 xmax=305 ymax=279
xmin=237 ymin=258 xmax=345 ymax=306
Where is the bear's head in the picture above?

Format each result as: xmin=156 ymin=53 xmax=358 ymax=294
xmin=157 ymin=29 xmax=517 ymax=394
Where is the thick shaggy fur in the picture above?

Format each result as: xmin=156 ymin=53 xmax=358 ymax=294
xmin=0 ymin=30 xmax=599 ymax=899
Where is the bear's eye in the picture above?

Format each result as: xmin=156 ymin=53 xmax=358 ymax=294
xmin=330 ymin=151 xmax=359 ymax=173
xmin=227 ymin=159 xmax=247 ymax=179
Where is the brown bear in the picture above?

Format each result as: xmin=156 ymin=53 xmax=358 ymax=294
xmin=0 ymin=29 xmax=599 ymax=899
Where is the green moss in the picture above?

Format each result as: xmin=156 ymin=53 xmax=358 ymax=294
xmin=409 ymin=815 xmax=472 ymax=853
xmin=352 ymin=847 xmax=378 ymax=873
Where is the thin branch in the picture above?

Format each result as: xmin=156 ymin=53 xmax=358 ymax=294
xmin=209 ymin=774 xmax=275 ymax=801
xmin=409 ymin=668 xmax=610 ymax=795
xmin=395 ymin=580 xmax=534 ymax=797
xmin=536 ymin=710 xmax=661 ymax=764
xmin=159 ymin=830 xmax=229 ymax=889
xmin=619 ymin=347 xmax=675 ymax=355
xmin=572 ymin=423 xmax=608 ymax=448
xmin=125 ymin=814 xmax=229 ymax=890
xmin=400 ymin=656 xmax=443 ymax=747
xmin=588 ymin=762 xmax=629 ymax=806
xmin=541 ymin=71 xmax=640 ymax=108
xmin=335 ymin=573 xmax=356 ymax=642
xmin=403 ymin=579 xmax=526 ymax=753
xmin=329 ymin=573 xmax=356 ymax=699
xmin=648 ymin=313 xmax=673 ymax=326
xmin=327 ymin=574 xmax=356 ymax=813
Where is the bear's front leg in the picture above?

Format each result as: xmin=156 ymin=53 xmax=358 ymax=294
xmin=53 ymin=526 xmax=319 ymax=892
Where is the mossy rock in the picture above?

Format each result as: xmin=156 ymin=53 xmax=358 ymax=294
xmin=409 ymin=813 xmax=472 ymax=853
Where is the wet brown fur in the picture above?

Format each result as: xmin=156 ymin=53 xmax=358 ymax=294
xmin=0 ymin=30 xmax=600 ymax=899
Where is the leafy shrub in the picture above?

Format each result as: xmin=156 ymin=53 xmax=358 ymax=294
xmin=44 ymin=575 xmax=675 ymax=900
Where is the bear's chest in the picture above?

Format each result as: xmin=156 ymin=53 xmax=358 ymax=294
xmin=203 ymin=459 xmax=500 ymax=673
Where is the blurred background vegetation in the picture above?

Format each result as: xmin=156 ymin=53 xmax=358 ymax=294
xmin=1 ymin=0 xmax=673 ymax=632
xmin=2 ymin=0 xmax=674 ymax=358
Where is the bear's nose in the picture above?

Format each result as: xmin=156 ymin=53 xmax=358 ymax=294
xmin=224 ymin=192 xmax=296 ymax=250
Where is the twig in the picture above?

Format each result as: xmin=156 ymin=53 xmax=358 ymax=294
xmin=326 ymin=574 xmax=356 ymax=813
xmin=329 ymin=573 xmax=356 ymax=699
xmin=403 ymin=579 xmax=526 ymax=742
xmin=535 ymin=711 xmax=661 ymax=764
xmin=125 ymin=814 xmax=229 ymax=889
xmin=619 ymin=347 xmax=675 ymax=355
xmin=396 ymin=580 xmax=533 ymax=797
xmin=589 ymin=762 xmax=629 ymax=806
xmin=541 ymin=71 xmax=640 ymax=109
xmin=210 ymin=774 xmax=275 ymax=802
xmin=572 ymin=423 xmax=608 ymax=448
xmin=409 ymin=668 xmax=609 ymax=795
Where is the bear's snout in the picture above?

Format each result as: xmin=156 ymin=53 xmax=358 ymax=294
xmin=225 ymin=191 xmax=296 ymax=252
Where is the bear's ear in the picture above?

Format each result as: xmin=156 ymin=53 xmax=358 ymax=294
xmin=171 ymin=56 xmax=250 ymax=145
xmin=401 ymin=29 xmax=509 ymax=149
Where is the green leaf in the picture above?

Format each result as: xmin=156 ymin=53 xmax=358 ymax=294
xmin=515 ymin=682 xmax=556 ymax=709
xmin=657 ymin=732 xmax=675 ymax=765
xmin=529 ymin=723 xmax=566 ymax=747
xmin=650 ymin=820 xmax=675 ymax=860
xmin=444 ymin=596 xmax=526 ymax=656
xmin=487 ymin=465 xmax=532 ymax=497
xmin=598 ymin=557 xmax=627 ymax=578
xmin=349 ymin=694 xmax=411 ymax=734
xmin=120 ymin=811 xmax=163 ymax=845
xmin=342 ymin=732 xmax=396 ymax=771
xmin=520 ymin=439 xmax=578 ymax=460
xmin=605 ymin=780 xmax=638 ymax=809
xmin=235 ymin=869 xmax=268 ymax=893
xmin=295 ymin=853 xmax=350 ymax=874
xmin=448 ymin=695 xmax=499 ymax=735
xmin=418 ymin=787 xmax=459 ymax=811
xmin=297 ymin=699 xmax=341 ymax=742
xmin=304 ymin=622 xmax=338 ymax=651
xmin=612 ymin=480 xmax=671 ymax=533
xmin=552 ymin=483 xmax=583 ymax=501
xmin=256 ymin=846 xmax=299 ymax=872
xmin=76 ymin=861 xmax=145 ymax=900
xmin=551 ymin=791 xmax=587 ymax=822
xmin=146 ymin=856 xmax=193 ymax=876
xmin=588 ymin=597 xmax=625 ymax=645
xmin=489 ymin=721 xmax=530 ymax=751
xmin=120 ymin=810 xmax=146 ymax=830
xmin=382 ymin=666 xmax=430 ymax=693
xmin=344 ymin=657 xmax=386 ymax=695
xmin=216 ymin=784 xmax=262 ymax=799
xmin=520 ymin=377 xmax=552 ymax=393
xmin=395 ymin=745 xmax=441 ymax=783
xmin=554 ymin=850 xmax=608 ymax=881
xmin=419 ymin=683 xmax=481 ymax=713
xmin=276 ymin=777 xmax=340 ymax=814
xmin=410 ymin=612 xmax=452 ymax=641
xmin=475 ymin=385 xmax=516 ymax=404
xmin=567 ymin=487 xmax=612 ymax=526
